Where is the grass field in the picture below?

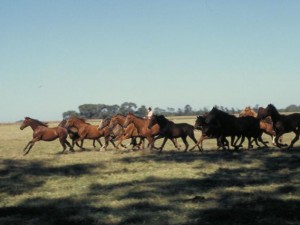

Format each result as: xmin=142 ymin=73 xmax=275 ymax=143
xmin=1 ymin=117 xmax=300 ymax=225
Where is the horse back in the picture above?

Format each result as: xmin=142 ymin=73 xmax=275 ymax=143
xmin=280 ymin=113 xmax=300 ymax=131
xmin=34 ymin=126 xmax=67 ymax=141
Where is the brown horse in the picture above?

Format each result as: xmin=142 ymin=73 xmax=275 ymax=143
xmin=97 ymin=118 xmax=128 ymax=150
xmin=239 ymin=106 xmax=258 ymax=117
xmin=58 ymin=119 xmax=96 ymax=149
xmin=65 ymin=117 xmax=103 ymax=150
xmin=259 ymin=104 xmax=300 ymax=149
xmin=20 ymin=117 xmax=74 ymax=155
xmin=123 ymin=112 xmax=160 ymax=150
xmin=108 ymin=114 xmax=144 ymax=149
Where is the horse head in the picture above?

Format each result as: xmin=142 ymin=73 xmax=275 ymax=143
xmin=148 ymin=114 xmax=158 ymax=129
xmin=123 ymin=113 xmax=134 ymax=128
xmin=20 ymin=117 xmax=31 ymax=130
xmin=98 ymin=119 xmax=111 ymax=130
xmin=194 ymin=115 xmax=206 ymax=130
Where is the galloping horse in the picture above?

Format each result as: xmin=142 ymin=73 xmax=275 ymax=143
xmin=239 ymin=106 xmax=257 ymax=117
xmin=205 ymin=107 xmax=267 ymax=150
xmin=108 ymin=114 xmax=144 ymax=149
xmin=58 ymin=119 xmax=96 ymax=149
xmin=123 ymin=112 xmax=160 ymax=149
xmin=65 ymin=117 xmax=103 ymax=150
xmin=97 ymin=118 xmax=128 ymax=150
xmin=240 ymin=106 xmax=278 ymax=145
xmin=189 ymin=115 xmax=229 ymax=151
xmin=20 ymin=117 xmax=74 ymax=155
xmin=148 ymin=115 xmax=200 ymax=152
xmin=260 ymin=104 xmax=300 ymax=149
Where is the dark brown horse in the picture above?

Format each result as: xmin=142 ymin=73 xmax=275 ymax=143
xmin=65 ymin=117 xmax=103 ymax=150
xmin=148 ymin=115 xmax=200 ymax=152
xmin=20 ymin=117 xmax=74 ymax=155
xmin=241 ymin=107 xmax=280 ymax=145
xmin=189 ymin=115 xmax=228 ymax=151
xmin=259 ymin=104 xmax=300 ymax=149
xmin=205 ymin=107 xmax=267 ymax=150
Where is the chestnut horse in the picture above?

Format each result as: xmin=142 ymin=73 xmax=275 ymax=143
xmin=239 ymin=106 xmax=257 ymax=117
xmin=123 ymin=112 xmax=160 ymax=150
xmin=108 ymin=114 xmax=144 ymax=149
xmin=259 ymin=104 xmax=300 ymax=149
xmin=20 ymin=117 xmax=74 ymax=155
xmin=58 ymin=119 xmax=96 ymax=149
xmin=97 ymin=118 xmax=131 ymax=150
xmin=65 ymin=117 xmax=103 ymax=150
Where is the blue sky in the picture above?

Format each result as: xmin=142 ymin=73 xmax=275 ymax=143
xmin=1 ymin=1 xmax=299 ymax=122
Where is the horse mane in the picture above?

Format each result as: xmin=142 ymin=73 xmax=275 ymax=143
xmin=267 ymin=104 xmax=277 ymax=111
xmin=210 ymin=107 xmax=235 ymax=118
xmin=128 ymin=112 xmax=145 ymax=120
xmin=69 ymin=117 xmax=86 ymax=123
xmin=25 ymin=117 xmax=48 ymax=127
xmin=113 ymin=113 xmax=125 ymax=118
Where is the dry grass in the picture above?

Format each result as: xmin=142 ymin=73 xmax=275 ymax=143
xmin=0 ymin=118 xmax=300 ymax=225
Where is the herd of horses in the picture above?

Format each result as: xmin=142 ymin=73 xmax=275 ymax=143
xmin=19 ymin=104 xmax=300 ymax=155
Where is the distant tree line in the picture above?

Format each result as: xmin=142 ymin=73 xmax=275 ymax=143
xmin=62 ymin=102 xmax=300 ymax=119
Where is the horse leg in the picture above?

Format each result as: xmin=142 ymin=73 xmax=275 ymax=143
xmin=288 ymin=131 xmax=300 ymax=150
xmin=235 ymin=135 xmax=245 ymax=150
xmin=190 ymin=135 xmax=205 ymax=151
xmin=182 ymin=137 xmax=189 ymax=152
xmin=95 ymin=138 xmax=102 ymax=148
xmin=23 ymin=140 xmax=33 ymax=152
xmin=274 ymin=131 xmax=286 ymax=148
xmin=223 ymin=137 xmax=229 ymax=149
xmin=159 ymin=137 xmax=168 ymax=152
xmin=63 ymin=138 xmax=74 ymax=153
xmin=257 ymin=136 xmax=269 ymax=149
xmin=188 ymin=132 xmax=202 ymax=152
xmin=170 ymin=138 xmax=180 ymax=150
xmin=246 ymin=137 xmax=253 ymax=150
xmin=23 ymin=138 xmax=39 ymax=155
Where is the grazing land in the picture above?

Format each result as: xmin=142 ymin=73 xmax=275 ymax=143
xmin=1 ymin=117 xmax=300 ymax=225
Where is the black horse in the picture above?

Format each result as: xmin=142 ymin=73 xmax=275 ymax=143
xmin=148 ymin=115 xmax=200 ymax=152
xmin=259 ymin=104 xmax=300 ymax=149
xmin=189 ymin=115 xmax=229 ymax=151
xmin=205 ymin=107 xmax=267 ymax=150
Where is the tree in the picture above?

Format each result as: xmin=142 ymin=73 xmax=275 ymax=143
xmin=136 ymin=105 xmax=147 ymax=117
xmin=62 ymin=110 xmax=79 ymax=119
xmin=184 ymin=104 xmax=193 ymax=115
xmin=118 ymin=102 xmax=137 ymax=115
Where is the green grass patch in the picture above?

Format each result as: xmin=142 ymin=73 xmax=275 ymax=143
xmin=0 ymin=120 xmax=300 ymax=224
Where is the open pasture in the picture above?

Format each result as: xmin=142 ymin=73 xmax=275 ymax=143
xmin=1 ymin=117 xmax=300 ymax=225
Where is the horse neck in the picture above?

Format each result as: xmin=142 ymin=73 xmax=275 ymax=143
xmin=116 ymin=116 xmax=126 ymax=125
xmin=28 ymin=122 xmax=41 ymax=131
xmin=156 ymin=117 xmax=169 ymax=128
xmin=269 ymin=108 xmax=281 ymax=123
xmin=131 ymin=116 xmax=147 ymax=130
xmin=72 ymin=120 xmax=88 ymax=129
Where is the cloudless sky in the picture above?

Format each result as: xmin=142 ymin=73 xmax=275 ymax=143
xmin=1 ymin=0 xmax=299 ymax=122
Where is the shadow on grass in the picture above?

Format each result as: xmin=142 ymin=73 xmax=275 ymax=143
xmin=1 ymin=148 xmax=300 ymax=224
xmin=0 ymin=159 xmax=102 ymax=195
